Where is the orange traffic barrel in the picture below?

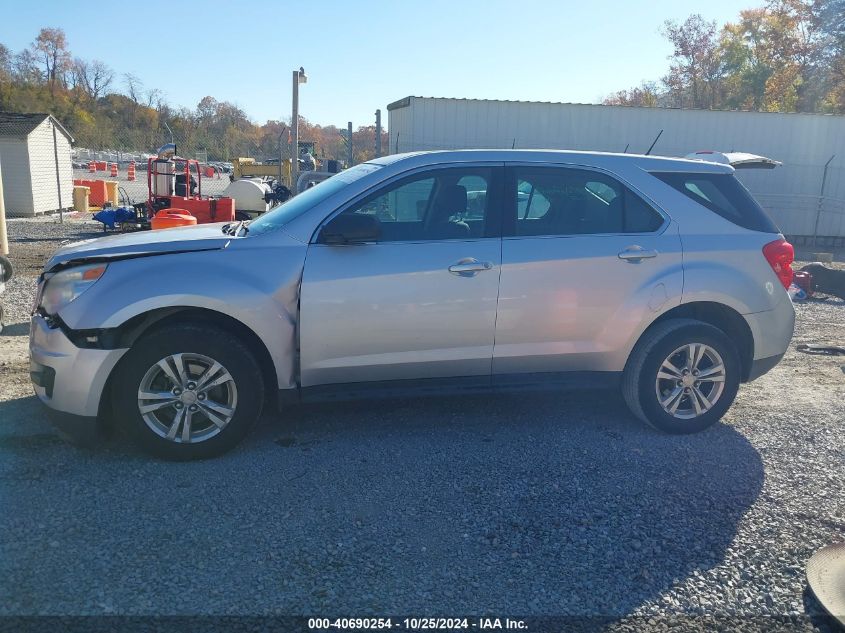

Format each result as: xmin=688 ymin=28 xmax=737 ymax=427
xmin=110 ymin=163 xmax=118 ymax=177
xmin=88 ymin=161 xmax=96 ymax=173
xmin=127 ymin=161 xmax=136 ymax=181
xmin=151 ymin=209 xmax=197 ymax=230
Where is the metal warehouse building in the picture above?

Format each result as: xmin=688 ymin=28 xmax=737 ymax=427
xmin=0 ymin=112 xmax=74 ymax=217
xmin=387 ymin=97 xmax=845 ymax=240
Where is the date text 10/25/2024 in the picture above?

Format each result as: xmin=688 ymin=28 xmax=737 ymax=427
xmin=308 ymin=618 xmax=528 ymax=630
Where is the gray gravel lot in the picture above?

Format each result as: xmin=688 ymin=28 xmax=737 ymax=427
xmin=0 ymin=218 xmax=843 ymax=631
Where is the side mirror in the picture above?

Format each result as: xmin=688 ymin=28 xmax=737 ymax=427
xmin=319 ymin=214 xmax=381 ymax=244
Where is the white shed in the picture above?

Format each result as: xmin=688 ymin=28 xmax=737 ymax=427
xmin=0 ymin=113 xmax=74 ymax=217
xmin=387 ymin=97 xmax=845 ymax=240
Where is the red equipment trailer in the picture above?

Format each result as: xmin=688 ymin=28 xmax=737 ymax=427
xmin=147 ymin=156 xmax=235 ymax=224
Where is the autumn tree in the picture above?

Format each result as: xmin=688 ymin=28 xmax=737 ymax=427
xmin=12 ymin=48 xmax=41 ymax=83
xmin=2 ymin=25 xmax=388 ymax=160
xmin=606 ymin=0 xmax=845 ymax=114
xmin=32 ymin=27 xmax=70 ymax=96
xmin=817 ymin=0 xmax=845 ymax=111
xmin=72 ymin=58 xmax=114 ymax=101
xmin=661 ymin=15 xmax=724 ymax=108
xmin=0 ymin=43 xmax=11 ymax=109
xmin=603 ymin=82 xmax=661 ymax=107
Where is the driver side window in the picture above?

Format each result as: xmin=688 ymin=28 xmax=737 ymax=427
xmin=343 ymin=168 xmax=495 ymax=242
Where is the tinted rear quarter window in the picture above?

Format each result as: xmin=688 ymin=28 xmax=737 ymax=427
xmin=652 ymin=172 xmax=780 ymax=233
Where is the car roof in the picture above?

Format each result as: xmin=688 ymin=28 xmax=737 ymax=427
xmin=367 ymin=149 xmax=734 ymax=174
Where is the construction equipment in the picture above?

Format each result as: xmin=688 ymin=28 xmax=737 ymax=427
xmin=232 ymin=157 xmax=293 ymax=185
xmin=226 ymin=158 xmax=295 ymax=215
xmin=93 ymin=144 xmax=237 ymax=231
xmin=226 ymin=152 xmax=343 ymax=213
xmin=147 ymin=143 xmax=235 ymax=224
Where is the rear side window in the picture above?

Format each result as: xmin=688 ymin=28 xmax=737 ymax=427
xmin=511 ymin=167 xmax=664 ymax=236
xmin=652 ymin=172 xmax=779 ymax=233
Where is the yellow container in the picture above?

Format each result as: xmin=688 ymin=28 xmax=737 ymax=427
xmin=104 ymin=180 xmax=119 ymax=206
xmin=73 ymin=186 xmax=90 ymax=213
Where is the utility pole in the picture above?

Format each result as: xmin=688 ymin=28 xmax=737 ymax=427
xmin=347 ymin=121 xmax=354 ymax=167
xmin=278 ymin=124 xmax=288 ymax=184
xmin=291 ymin=68 xmax=307 ymax=190
xmin=375 ymin=109 xmax=382 ymax=158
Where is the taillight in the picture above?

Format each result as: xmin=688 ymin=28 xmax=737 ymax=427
xmin=762 ymin=239 xmax=794 ymax=289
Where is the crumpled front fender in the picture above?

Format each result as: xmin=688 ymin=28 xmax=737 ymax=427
xmin=58 ymin=238 xmax=307 ymax=389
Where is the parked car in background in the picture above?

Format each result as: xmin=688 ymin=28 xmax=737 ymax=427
xmin=30 ymin=150 xmax=795 ymax=459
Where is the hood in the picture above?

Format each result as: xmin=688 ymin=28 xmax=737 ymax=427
xmin=45 ymin=222 xmax=234 ymax=271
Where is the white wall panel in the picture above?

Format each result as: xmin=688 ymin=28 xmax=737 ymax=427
xmin=388 ymin=97 xmax=845 ymax=236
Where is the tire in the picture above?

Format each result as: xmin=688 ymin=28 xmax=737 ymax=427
xmin=111 ymin=324 xmax=264 ymax=460
xmin=0 ymin=254 xmax=13 ymax=282
xmin=622 ymin=318 xmax=740 ymax=434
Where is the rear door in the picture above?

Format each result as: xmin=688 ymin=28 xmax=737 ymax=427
xmin=493 ymin=164 xmax=684 ymax=376
xmin=299 ymin=164 xmax=504 ymax=387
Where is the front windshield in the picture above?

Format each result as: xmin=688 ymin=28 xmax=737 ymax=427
xmin=247 ymin=163 xmax=382 ymax=236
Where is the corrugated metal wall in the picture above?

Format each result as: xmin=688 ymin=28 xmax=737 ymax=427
xmin=387 ymin=97 xmax=845 ymax=238
xmin=0 ymin=137 xmax=34 ymax=217
xmin=28 ymin=119 xmax=74 ymax=215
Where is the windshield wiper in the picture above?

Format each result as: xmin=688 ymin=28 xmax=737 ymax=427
xmin=222 ymin=220 xmax=244 ymax=236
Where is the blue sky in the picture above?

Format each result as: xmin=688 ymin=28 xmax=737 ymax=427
xmin=2 ymin=0 xmax=762 ymax=128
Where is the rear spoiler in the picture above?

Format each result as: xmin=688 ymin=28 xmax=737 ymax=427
xmin=684 ymin=151 xmax=782 ymax=170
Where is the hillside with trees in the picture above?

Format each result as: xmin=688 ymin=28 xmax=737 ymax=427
xmin=605 ymin=0 xmax=844 ymax=113
xmin=0 ymin=28 xmax=386 ymax=162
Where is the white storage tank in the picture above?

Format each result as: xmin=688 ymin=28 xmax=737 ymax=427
xmin=223 ymin=178 xmax=272 ymax=213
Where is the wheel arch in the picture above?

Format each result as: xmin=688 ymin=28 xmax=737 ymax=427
xmin=646 ymin=301 xmax=754 ymax=382
xmin=98 ymin=307 xmax=280 ymax=419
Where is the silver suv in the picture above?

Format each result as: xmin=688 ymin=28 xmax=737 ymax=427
xmin=30 ymin=151 xmax=796 ymax=459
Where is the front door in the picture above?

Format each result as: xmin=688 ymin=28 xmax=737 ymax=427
xmin=494 ymin=164 xmax=684 ymax=376
xmin=299 ymin=165 xmax=503 ymax=387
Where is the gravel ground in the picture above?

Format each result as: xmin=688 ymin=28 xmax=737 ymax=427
xmin=0 ymin=217 xmax=843 ymax=631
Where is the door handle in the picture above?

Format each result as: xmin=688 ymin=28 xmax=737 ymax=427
xmin=618 ymin=246 xmax=658 ymax=262
xmin=448 ymin=258 xmax=493 ymax=277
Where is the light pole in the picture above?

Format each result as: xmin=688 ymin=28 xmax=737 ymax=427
xmin=291 ymin=67 xmax=307 ymax=191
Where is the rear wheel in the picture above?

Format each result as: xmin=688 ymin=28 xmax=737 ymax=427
xmin=623 ymin=319 xmax=741 ymax=434
xmin=112 ymin=324 xmax=264 ymax=460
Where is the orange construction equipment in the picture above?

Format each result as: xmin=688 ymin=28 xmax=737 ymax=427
xmin=127 ymin=161 xmax=136 ymax=181
xmin=104 ymin=180 xmax=119 ymax=206
xmin=88 ymin=161 xmax=96 ymax=173
xmin=110 ymin=163 xmax=118 ymax=177
xmin=73 ymin=179 xmax=109 ymax=207
xmin=147 ymin=155 xmax=235 ymax=224
xmin=73 ymin=185 xmax=90 ymax=213
xmin=150 ymin=209 xmax=197 ymax=230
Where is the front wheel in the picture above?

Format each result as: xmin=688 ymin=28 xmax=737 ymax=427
xmin=622 ymin=319 xmax=741 ymax=434
xmin=112 ymin=324 xmax=265 ymax=460
xmin=0 ymin=254 xmax=13 ymax=282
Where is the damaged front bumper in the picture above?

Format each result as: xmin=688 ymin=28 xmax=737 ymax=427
xmin=29 ymin=313 xmax=128 ymax=419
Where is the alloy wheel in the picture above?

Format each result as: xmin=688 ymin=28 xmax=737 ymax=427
xmin=654 ymin=343 xmax=726 ymax=420
xmin=137 ymin=353 xmax=238 ymax=444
